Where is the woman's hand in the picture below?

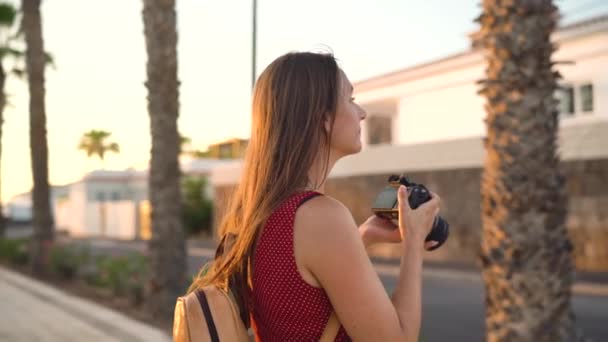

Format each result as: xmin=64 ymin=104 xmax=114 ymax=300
xmin=397 ymin=185 xmax=441 ymax=250
xmin=359 ymin=214 xmax=439 ymax=250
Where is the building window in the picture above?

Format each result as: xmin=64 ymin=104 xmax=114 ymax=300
xmin=367 ymin=116 xmax=393 ymax=145
xmin=219 ymin=143 xmax=233 ymax=159
xmin=555 ymin=85 xmax=574 ymax=117
xmin=96 ymin=192 xmax=106 ymax=202
xmin=580 ymin=83 xmax=593 ymax=113
xmin=556 ymin=81 xmax=594 ymax=119
xmin=111 ymin=192 xmax=120 ymax=201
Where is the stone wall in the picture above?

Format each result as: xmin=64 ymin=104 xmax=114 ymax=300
xmin=324 ymin=168 xmax=483 ymax=265
xmin=213 ymin=158 xmax=608 ymax=272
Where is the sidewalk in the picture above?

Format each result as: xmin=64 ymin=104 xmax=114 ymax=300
xmin=0 ymin=266 xmax=170 ymax=342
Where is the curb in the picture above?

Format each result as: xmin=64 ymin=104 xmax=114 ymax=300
xmin=64 ymin=238 xmax=608 ymax=297
xmin=373 ymin=263 xmax=608 ymax=297
xmin=0 ymin=266 xmax=170 ymax=342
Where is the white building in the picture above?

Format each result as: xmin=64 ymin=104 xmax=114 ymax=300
xmin=5 ymin=186 xmax=69 ymax=224
xmin=7 ymin=157 xmax=233 ymax=239
xmin=57 ymin=169 xmax=148 ymax=238
xmin=211 ymin=14 xmax=608 ymax=191
xmin=5 ymin=193 xmax=31 ymax=223
xmin=355 ymin=14 xmax=607 ymax=148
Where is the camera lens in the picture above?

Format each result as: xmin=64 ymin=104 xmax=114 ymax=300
xmin=425 ymin=216 xmax=449 ymax=251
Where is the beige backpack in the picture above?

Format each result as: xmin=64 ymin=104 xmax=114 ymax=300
xmin=173 ymin=285 xmax=340 ymax=341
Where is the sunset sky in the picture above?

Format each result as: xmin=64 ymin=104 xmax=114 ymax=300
xmin=1 ymin=0 xmax=605 ymax=201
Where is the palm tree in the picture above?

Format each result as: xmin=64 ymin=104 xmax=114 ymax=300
xmin=141 ymin=0 xmax=187 ymax=320
xmin=0 ymin=2 xmax=25 ymax=239
xmin=78 ymin=129 xmax=120 ymax=165
xmin=180 ymin=135 xmax=214 ymax=159
xmin=474 ymin=1 xmax=583 ymax=340
xmin=22 ymin=0 xmax=53 ymax=276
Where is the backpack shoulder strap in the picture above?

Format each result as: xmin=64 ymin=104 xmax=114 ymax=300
xmin=185 ymin=290 xmax=212 ymax=341
xmin=195 ymin=290 xmax=220 ymax=342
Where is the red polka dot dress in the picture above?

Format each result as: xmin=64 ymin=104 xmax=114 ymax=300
xmin=251 ymin=191 xmax=351 ymax=341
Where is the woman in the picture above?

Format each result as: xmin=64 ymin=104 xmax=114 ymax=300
xmin=190 ymin=51 xmax=441 ymax=341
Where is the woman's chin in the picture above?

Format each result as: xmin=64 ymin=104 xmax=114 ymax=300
xmin=334 ymin=140 xmax=363 ymax=158
xmin=348 ymin=142 xmax=363 ymax=155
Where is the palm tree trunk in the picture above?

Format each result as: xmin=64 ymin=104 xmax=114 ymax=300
xmin=142 ymin=0 xmax=187 ymax=320
xmin=0 ymin=63 xmax=6 ymax=239
xmin=22 ymin=0 xmax=54 ymax=276
xmin=475 ymin=1 xmax=584 ymax=341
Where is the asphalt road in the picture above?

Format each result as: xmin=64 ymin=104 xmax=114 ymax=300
xmin=380 ymin=273 xmax=608 ymax=341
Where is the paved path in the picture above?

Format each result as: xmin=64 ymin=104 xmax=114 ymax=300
xmin=0 ymin=267 xmax=170 ymax=342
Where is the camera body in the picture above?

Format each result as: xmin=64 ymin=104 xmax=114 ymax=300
xmin=371 ymin=174 xmax=449 ymax=251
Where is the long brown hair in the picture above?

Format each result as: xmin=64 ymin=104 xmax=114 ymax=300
xmin=189 ymin=52 xmax=340 ymax=326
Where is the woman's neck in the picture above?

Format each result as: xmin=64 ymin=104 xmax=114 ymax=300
xmin=307 ymin=149 xmax=340 ymax=194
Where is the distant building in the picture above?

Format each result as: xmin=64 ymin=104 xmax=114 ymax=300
xmin=5 ymin=186 xmax=69 ymax=224
xmin=205 ymin=138 xmax=249 ymax=159
xmin=354 ymin=14 xmax=608 ymax=147
xmin=6 ymin=157 xmax=236 ymax=239
xmin=5 ymin=193 xmax=32 ymax=223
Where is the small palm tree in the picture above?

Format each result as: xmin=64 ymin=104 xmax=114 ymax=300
xmin=78 ymin=129 xmax=120 ymax=165
xmin=0 ymin=2 xmax=23 ymax=239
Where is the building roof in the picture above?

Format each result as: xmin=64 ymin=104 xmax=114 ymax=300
xmin=182 ymin=158 xmax=241 ymax=175
xmin=83 ymin=169 xmax=147 ymax=182
xmin=354 ymin=13 xmax=608 ymax=93
xmin=559 ymin=13 xmax=608 ymax=31
xmin=78 ymin=158 xmax=238 ymax=183
xmin=329 ymin=119 xmax=608 ymax=178
xmin=210 ymin=119 xmax=608 ymax=185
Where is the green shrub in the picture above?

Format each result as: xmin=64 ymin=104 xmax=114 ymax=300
xmin=92 ymin=252 xmax=149 ymax=300
xmin=182 ymin=176 xmax=213 ymax=236
xmin=0 ymin=238 xmax=29 ymax=265
xmin=97 ymin=256 xmax=129 ymax=295
xmin=124 ymin=253 xmax=149 ymax=305
xmin=49 ymin=244 xmax=85 ymax=280
xmin=82 ymin=254 xmax=109 ymax=287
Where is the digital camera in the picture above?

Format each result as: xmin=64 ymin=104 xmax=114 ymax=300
xmin=371 ymin=174 xmax=449 ymax=251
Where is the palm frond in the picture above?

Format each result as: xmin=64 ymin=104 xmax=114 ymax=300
xmin=0 ymin=46 xmax=24 ymax=59
xmin=0 ymin=3 xmax=16 ymax=27
xmin=10 ymin=67 xmax=24 ymax=78
xmin=108 ymin=142 xmax=120 ymax=153
xmin=44 ymin=52 xmax=55 ymax=69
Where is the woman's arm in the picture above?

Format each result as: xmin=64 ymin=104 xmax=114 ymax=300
xmin=294 ymin=189 xmax=439 ymax=341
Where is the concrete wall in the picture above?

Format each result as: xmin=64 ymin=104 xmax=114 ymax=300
xmin=324 ymin=158 xmax=608 ymax=272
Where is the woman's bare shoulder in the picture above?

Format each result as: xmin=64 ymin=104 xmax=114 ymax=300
xmin=296 ymin=194 xmax=356 ymax=232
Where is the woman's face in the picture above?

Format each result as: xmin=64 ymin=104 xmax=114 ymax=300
xmin=327 ymin=69 xmax=367 ymax=158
